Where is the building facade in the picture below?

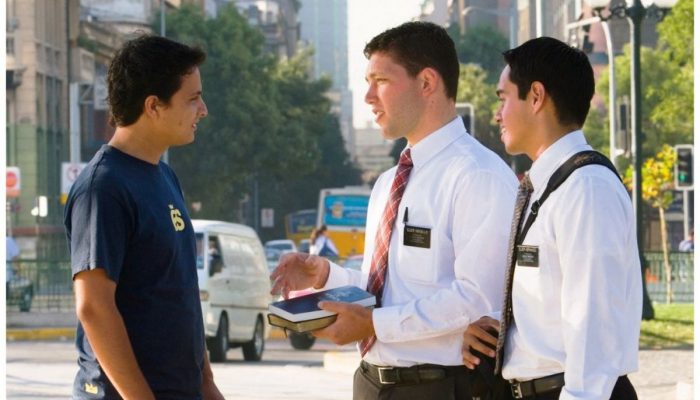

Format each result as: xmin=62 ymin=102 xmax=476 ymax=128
xmin=297 ymin=0 xmax=353 ymax=157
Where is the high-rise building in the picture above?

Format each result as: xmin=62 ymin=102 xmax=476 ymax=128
xmin=297 ymin=0 xmax=353 ymax=157
xmin=6 ymin=0 xmax=80 ymax=257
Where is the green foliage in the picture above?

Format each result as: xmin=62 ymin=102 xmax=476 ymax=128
xmin=456 ymin=63 xmax=509 ymax=162
xmin=448 ymin=23 xmax=509 ymax=83
xmin=624 ymin=145 xmax=676 ymax=209
xmin=162 ymin=5 xmax=360 ymax=230
xmin=639 ymin=303 xmax=693 ymax=349
xmin=589 ymin=0 xmax=693 ymax=161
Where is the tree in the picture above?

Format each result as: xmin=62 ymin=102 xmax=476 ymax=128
xmin=161 ymin=5 xmax=360 ymax=230
xmin=447 ymin=24 xmax=509 ymax=83
xmin=455 ymin=63 xmax=509 ymax=162
xmin=585 ymin=0 xmax=693 ymax=163
xmin=624 ymin=145 xmax=676 ymax=303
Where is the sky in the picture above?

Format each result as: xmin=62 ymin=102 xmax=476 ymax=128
xmin=347 ymin=0 xmax=424 ymax=129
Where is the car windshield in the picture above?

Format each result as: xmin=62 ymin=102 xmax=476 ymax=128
xmin=266 ymin=243 xmax=293 ymax=252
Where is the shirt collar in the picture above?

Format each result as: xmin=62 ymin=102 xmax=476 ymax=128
xmin=405 ymin=116 xmax=465 ymax=170
xmin=528 ymin=130 xmax=591 ymax=193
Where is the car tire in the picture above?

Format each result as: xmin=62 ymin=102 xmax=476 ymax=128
xmin=289 ymin=332 xmax=315 ymax=350
xmin=19 ymin=288 xmax=33 ymax=312
xmin=242 ymin=317 xmax=264 ymax=361
xmin=209 ymin=314 xmax=228 ymax=363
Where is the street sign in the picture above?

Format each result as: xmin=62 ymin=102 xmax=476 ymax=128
xmin=61 ymin=162 xmax=87 ymax=204
xmin=261 ymin=208 xmax=274 ymax=228
xmin=6 ymin=166 xmax=21 ymax=198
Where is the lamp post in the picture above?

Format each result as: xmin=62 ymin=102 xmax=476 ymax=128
xmin=586 ymin=0 xmax=677 ymax=252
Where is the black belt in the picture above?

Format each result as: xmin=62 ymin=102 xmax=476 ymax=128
xmin=360 ymin=360 xmax=461 ymax=385
xmin=509 ymin=373 xmax=565 ymax=399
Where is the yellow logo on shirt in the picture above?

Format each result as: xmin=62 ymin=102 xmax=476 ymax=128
xmin=84 ymin=382 xmax=99 ymax=394
xmin=169 ymin=204 xmax=185 ymax=231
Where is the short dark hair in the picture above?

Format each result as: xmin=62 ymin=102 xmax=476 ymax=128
xmin=364 ymin=21 xmax=459 ymax=100
xmin=503 ymin=37 xmax=594 ymax=126
xmin=107 ymin=35 xmax=206 ymax=127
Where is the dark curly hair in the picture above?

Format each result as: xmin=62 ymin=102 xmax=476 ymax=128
xmin=107 ymin=35 xmax=206 ymax=127
xmin=364 ymin=21 xmax=459 ymax=100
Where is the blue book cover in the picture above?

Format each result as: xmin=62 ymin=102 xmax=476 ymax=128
xmin=268 ymin=285 xmax=376 ymax=322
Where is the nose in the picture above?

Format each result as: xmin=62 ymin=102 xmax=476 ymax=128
xmin=364 ymin=82 xmax=376 ymax=105
xmin=199 ymin=99 xmax=208 ymax=118
xmin=494 ymin=106 xmax=502 ymax=124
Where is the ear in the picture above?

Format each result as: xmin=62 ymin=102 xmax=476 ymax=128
xmin=418 ymin=67 xmax=440 ymax=97
xmin=143 ymin=95 xmax=161 ymax=119
xmin=530 ymin=81 xmax=546 ymax=113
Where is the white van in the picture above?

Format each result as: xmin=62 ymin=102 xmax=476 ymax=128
xmin=193 ymin=220 xmax=272 ymax=362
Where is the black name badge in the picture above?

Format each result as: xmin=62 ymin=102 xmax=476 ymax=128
xmin=516 ymin=245 xmax=539 ymax=267
xmin=404 ymin=225 xmax=431 ymax=248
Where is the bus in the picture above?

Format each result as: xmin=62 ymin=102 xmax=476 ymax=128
xmin=316 ymin=186 xmax=371 ymax=259
xmin=284 ymin=209 xmax=317 ymax=248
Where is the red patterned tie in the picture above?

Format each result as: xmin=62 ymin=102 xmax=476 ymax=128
xmin=360 ymin=148 xmax=413 ymax=357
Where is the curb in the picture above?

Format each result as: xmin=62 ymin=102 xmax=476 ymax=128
xmin=6 ymin=327 xmax=288 ymax=342
xmin=6 ymin=328 xmax=75 ymax=341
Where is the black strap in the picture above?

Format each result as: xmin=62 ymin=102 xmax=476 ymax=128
xmin=518 ymin=151 xmax=621 ymax=244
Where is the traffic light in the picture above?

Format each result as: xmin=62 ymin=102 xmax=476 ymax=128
xmin=675 ymin=145 xmax=693 ymax=190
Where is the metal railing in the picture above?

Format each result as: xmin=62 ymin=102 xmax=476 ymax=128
xmin=644 ymin=251 xmax=694 ymax=303
xmin=6 ymin=259 xmax=74 ymax=312
xmin=6 ymin=251 xmax=694 ymax=313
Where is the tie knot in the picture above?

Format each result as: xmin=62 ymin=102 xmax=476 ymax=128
xmin=399 ymin=148 xmax=413 ymax=167
xmin=520 ymin=172 xmax=533 ymax=194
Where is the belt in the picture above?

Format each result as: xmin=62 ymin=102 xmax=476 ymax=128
xmin=510 ymin=373 xmax=565 ymax=399
xmin=360 ymin=360 xmax=454 ymax=385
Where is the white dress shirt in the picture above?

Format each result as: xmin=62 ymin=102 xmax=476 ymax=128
xmin=502 ymin=131 xmax=643 ymax=399
xmin=323 ymin=116 xmax=518 ymax=367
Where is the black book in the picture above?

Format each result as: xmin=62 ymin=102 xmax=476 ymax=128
xmin=267 ymin=286 xmax=376 ymax=333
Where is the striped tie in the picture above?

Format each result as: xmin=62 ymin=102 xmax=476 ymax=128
xmin=360 ymin=148 xmax=413 ymax=357
xmin=494 ymin=173 xmax=533 ymax=374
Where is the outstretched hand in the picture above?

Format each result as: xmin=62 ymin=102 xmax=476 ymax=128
xmin=270 ymin=252 xmax=330 ymax=299
xmin=461 ymin=316 xmax=499 ymax=370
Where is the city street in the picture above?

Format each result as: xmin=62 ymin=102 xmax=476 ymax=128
xmin=6 ymin=338 xmax=355 ymax=399
xmin=6 ymin=337 xmax=694 ymax=399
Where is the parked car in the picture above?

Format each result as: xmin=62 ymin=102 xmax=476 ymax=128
xmin=6 ymin=274 xmax=33 ymax=312
xmin=194 ymin=220 xmax=272 ymax=363
xmin=264 ymin=239 xmax=298 ymax=255
xmin=298 ymin=239 xmax=310 ymax=254
xmin=342 ymin=255 xmax=364 ymax=271
xmin=265 ymin=248 xmax=282 ymax=274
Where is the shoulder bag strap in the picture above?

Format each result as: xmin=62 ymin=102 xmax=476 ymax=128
xmin=518 ymin=150 xmax=621 ymax=244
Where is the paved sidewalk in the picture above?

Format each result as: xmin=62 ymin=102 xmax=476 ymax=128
xmin=7 ymin=311 xmax=695 ymax=399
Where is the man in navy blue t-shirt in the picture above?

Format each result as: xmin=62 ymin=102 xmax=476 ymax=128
xmin=64 ymin=35 xmax=223 ymax=400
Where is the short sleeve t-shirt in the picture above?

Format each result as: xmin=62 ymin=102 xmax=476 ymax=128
xmin=64 ymin=145 xmax=204 ymax=399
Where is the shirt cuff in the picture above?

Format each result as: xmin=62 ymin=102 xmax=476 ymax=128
xmin=321 ymin=261 xmax=348 ymax=289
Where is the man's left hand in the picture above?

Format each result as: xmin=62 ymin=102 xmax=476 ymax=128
xmin=312 ymin=301 xmax=374 ymax=345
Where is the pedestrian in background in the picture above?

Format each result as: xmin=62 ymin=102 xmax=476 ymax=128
xmin=272 ymin=21 xmax=517 ymax=399
xmin=309 ymin=225 xmax=338 ymax=258
xmin=679 ymin=230 xmax=693 ymax=252
xmin=6 ymin=235 xmax=20 ymax=293
xmin=64 ymin=35 xmax=223 ymax=400
xmin=461 ymin=37 xmax=642 ymax=399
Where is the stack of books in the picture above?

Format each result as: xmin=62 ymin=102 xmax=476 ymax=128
xmin=267 ymin=285 xmax=376 ymax=333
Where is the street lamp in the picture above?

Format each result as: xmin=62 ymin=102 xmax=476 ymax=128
xmin=585 ymin=0 xmax=678 ymax=252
